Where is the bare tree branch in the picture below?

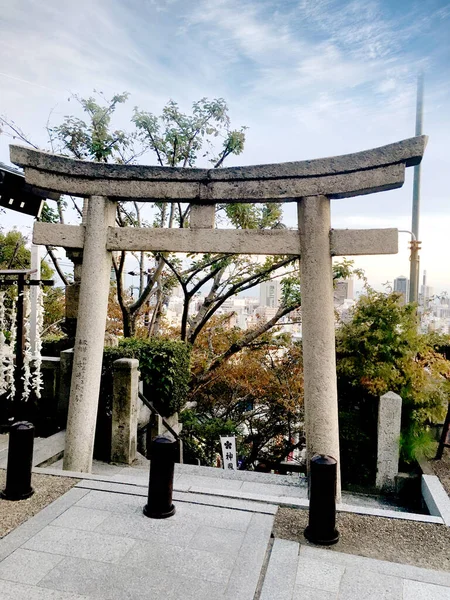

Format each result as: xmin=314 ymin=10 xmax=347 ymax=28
xmin=46 ymin=246 xmax=69 ymax=286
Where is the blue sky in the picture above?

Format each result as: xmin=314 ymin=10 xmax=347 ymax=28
xmin=1 ymin=0 xmax=449 ymax=292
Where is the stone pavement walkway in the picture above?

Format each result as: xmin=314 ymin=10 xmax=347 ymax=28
xmin=260 ymin=538 xmax=450 ymax=600
xmin=1 ymin=468 xmax=450 ymax=599
xmin=0 ymin=477 xmax=276 ymax=600
xmin=1 ymin=439 xmax=449 ymax=599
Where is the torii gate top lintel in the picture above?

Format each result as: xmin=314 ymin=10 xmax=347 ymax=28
xmin=10 ymin=135 xmax=427 ymax=202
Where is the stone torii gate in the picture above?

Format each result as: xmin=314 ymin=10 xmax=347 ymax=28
xmin=10 ymin=136 xmax=427 ymax=493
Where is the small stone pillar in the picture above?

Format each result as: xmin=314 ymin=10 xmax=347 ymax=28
xmin=376 ymin=391 xmax=402 ymax=491
xmin=111 ymin=358 xmax=139 ymax=464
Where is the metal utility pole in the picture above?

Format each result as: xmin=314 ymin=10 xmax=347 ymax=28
xmin=409 ymin=72 xmax=424 ymax=304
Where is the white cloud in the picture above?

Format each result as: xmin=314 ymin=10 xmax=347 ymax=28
xmin=0 ymin=0 xmax=449 ymax=292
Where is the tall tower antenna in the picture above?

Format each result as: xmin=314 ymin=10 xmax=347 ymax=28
xmin=409 ymin=72 xmax=424 ymax=304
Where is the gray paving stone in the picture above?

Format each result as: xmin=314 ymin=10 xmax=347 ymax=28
xmin=241 ymin=481 xmax=306 ymax=498
xmin=0 ymin=488 xmax=90 ymax=562
xmin=176 ymin=501 xmax=253 ymax=531
xmin=75 ymin=490 xmax=145 ymax=514
xmin=174 ymin=490 xmax=278 ymax=514
xmin=189 ymin=525 xmax=246 ymax=555
xmin=171 ymin=575 xmax=226 ymax=599
xmin=94 ymin=511 xmax=199 ymax=546
xmin=300 ymin=545 xmax=450 ymax=587
xmin=189 ymin=484 xmax=310 ymax=508
xmin=292 ymin=587 xmax=336 ymax=600
xmin=296 ymin=555 xmax=345 ymax=593
xmin=0 ymin=579 xmax=89 ymax=599
xmin=338 ymin=567 xmax=403 ymax=599
xmin=174 ymin=462 xmax=305 ymax=487
xmin=38 ymin=556 xmax=176 ymax=599
xmin=109 ymin=472 xmax=149 ymax=485
xmin=75 ymin=480 xmax=148 ymax=496
xmin=40 ymin=555 xmax=225 ymax=600
xmin=177 ymin=473 xmax=244 ymax=491
xmin=403 ymin=579 xmax=450 ymax=600
xmin=121 ymin=538 xmax=234 ymax=584
xmin=224 ymin=512 xmax=274 ymax=600
xmin=51 ymin=506 xmax=111 ymax=531
xmin=260 ymin=538 xmax=299 ymax=600
xmin=23 ymin=525 xmax=136 ymax=563
xmin=0 ymin=548 xmax=64 ymax=585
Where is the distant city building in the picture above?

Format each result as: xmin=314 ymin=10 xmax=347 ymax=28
xmin=259 ymin=280 xmax=281 ymax=308
xmin=335 ymin=298 xmax=356 ymax=324
xmin=419 ymin=270 xmax=433 ymax=311
xmin=334 ymin=279 xmax=354 ymax=306
xmin=394 ymin=275 xmax=409 ymax=304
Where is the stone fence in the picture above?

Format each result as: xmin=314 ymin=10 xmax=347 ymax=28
xmin=41 ymin=353 xmax=179 ymax=465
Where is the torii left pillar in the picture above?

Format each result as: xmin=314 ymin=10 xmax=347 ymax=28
xmin=63 ymin=196 xmax=116 ymax=472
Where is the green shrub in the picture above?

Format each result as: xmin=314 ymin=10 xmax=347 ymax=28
xmin=41 ymin=335 xmax=72 ymax=357
xmin=103 ymin=338 xmax=191 ymax=417
xmin=94 ymin=338 xmax=190 ymax=461
xmin=336 ymin=289 xmax=450 ymax=485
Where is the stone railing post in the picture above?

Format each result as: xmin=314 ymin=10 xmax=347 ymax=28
xmin=111 ymin=358 xmax=139 ymax=464
xmin=376 ymin=391 xmax=402 ymax=491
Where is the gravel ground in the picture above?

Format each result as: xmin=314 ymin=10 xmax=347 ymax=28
xmin=0 ymin=469 xmax=79 ymax=538
xmin=429 ymin=447 xmax=450 ymax=497
xmin=274 ymin=507 xmax=450 ymax=572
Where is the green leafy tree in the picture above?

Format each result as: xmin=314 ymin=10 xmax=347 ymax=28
xmin=336 ymin=288 xmax=450 ymax=484
xmin=1 ymin=92 xmax=294 ymax=348
xmin=0 ymin=228 xmax=64 ymax=335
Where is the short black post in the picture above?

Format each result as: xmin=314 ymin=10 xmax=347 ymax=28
xmin=1 ymin=421 xmax=35 ymax=501
xmin=143 ymin=434 xmax=176 ymax=519
xmin=304 ymin=454 xmax=339 ymax=545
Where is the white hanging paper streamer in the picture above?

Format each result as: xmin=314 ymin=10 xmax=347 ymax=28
xmin=220 ymin=436 xmax=237 ymax=471
xmin=3 ymin=294 xmax=17 ymax=400
xmin=0 ymin=291 xmax=9 ymax=396
xmin=22 ymin=287 xmax=32 ymax=402
xmin=31 ymin=285 xmax=44 ymax=398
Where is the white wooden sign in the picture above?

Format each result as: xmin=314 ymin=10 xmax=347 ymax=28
xmin=220 ymin=436 xmax=237 ymax=471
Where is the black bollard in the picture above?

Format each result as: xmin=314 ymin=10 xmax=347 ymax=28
xmin=1 ymin=421 xmax=35 ymax=501
xmin=304 ymin=454 xmax=339 ymax=545
xmin=143 ymin=434 xmax=176 ymax=519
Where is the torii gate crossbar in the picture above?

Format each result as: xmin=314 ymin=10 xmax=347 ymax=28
xmin=10 ymin=136 xmax=427 ymax=499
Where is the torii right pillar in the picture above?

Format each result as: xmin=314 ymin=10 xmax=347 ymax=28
xmin=298 ymin=196 xmax=341 ymax=498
